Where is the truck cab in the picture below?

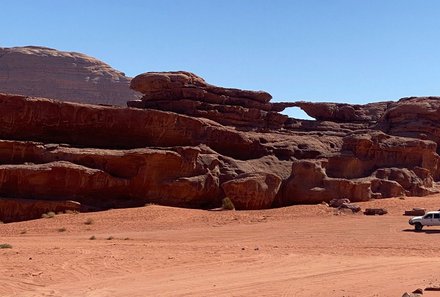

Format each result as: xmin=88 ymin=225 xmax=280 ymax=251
xmin=409 ymin=211 xmax=440 ymax=231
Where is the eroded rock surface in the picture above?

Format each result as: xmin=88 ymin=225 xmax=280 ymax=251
xmin=378 ymin=96 xmax=440 ymax=152
xmin=128 ymin=71 xmax=287 ymax=129
xmin=292 ymin=101 xmax=391 ymax=123
xmin=222 ymin=172 xmax=282 ymax=210
xmin=1 ymin=71 xmax=440 ymax=221
xmin=0 ymin=198 xmax=81 ymax=223
xmin=0 ymin=46 xmax=140 ymax=105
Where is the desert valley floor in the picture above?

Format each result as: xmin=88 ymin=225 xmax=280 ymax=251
xmin=2 ymin=197 xmax=440 ymax=296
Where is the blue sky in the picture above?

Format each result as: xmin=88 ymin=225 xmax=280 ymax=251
xmin=2 ymin=0 xmax=440 ymax=118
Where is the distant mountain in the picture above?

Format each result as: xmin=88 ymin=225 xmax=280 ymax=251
xmin=0 ymin=46 xmax=140 ymax=106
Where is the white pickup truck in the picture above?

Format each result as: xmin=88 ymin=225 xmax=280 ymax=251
xmin=409 ymin=211 xmax=440 ymax=231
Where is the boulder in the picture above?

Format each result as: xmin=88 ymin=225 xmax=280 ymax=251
xmin=221 ymin=173 xmax=282 ymax=210
xmin=364 ymin=208 xmax=388 ymax=215
xmin=277 ymin=160 xmax=372 ymax=205
xmin=403 ymin=208 xmax=426 ymax=216
xmin=329 ymin=198 xmax=351 ymax=208
xmin=412 ymin=288 xmax=423 ymax=294
xmin=402 ymin=293 xmax=422 ymax=297
xmin=370 ymin=178 xmax=406 ymax=198
xmin=339 ymin=203 xmax=361 ymax=213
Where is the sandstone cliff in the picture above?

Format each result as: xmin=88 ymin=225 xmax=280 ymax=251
xmin=1 ymin=71 xmax=440 ymax=222
xmin=0 ymin=46 xmax=140 ymax=105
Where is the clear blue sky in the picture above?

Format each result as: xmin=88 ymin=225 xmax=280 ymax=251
xmin=2 ymin=0 xmax=440 ymax=118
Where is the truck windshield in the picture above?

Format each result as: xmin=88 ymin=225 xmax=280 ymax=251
xmin=424 ymin=214 xmax=433 ymax=219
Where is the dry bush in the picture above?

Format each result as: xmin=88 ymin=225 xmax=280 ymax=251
xmin=222 ymin=197 xmax=235 ymax=210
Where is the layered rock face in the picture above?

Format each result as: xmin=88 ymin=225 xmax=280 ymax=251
xmin=128 ymin=73 xmax=440 ymax=207
xmin=378 ymin=97 xmax=440 ymax=152
xmin=278 ymin=132 xmax=439 ymax=205
xmin=0 ymin=46 xmax=140 ymax=106
xmin=0 ymin=92 xmax=297 ymax=221
xmin=128 ymin=71 xmax=288 ymax=129
xmin=292 ymin=101 xmax=391 ymax=123
xmin=1 ymin=71 xmax=440 ymax=222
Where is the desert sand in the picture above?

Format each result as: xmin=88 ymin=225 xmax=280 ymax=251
xmin=2 ymin=196 xmax=440 ymax=297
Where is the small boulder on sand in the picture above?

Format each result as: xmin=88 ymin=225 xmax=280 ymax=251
xmin=364 ymin=208 xmax=388 ymax=216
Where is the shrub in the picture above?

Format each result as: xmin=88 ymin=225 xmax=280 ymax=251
xmin=42 ymin=211 xmax=56 ymax=218
xmin=222 ymin=197 xmax=235 ymax=210
xmin=65 ymin=210 xmax=79 ymax=214
xmin=89 ymin=235 xmax=96 ymax=240
xmin=57 ymin=227 xmax=67 ymax=232
xmin=0 ymin=243 xmax=12 ymax=249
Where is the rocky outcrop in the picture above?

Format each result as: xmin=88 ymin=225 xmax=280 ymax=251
xmin=0 ymin=145 xmax=223 ymax=210
xmin=1 ymin=70 xmax=440 ymax=221
xmin=292 ymin=101 xmax=391 ymax=123
xmin=0 ymin=94 xmax=298 ymax=221
xmin=326 ymin=132 xmax=439 ymax=180
xmin=130 ymin=71 xmax=272 ymax=103
xmin=128 ymin=71 xmax=288 ymax=129
xmin=0 ymin=46 xmax=140 ymax=105
xmin=0 ymin=93 xmax=268 ymax=160
xmin=0 ymin=198 xmax=81 ymax=223
xmin=276 ymin=159 xmax=372 ymax=205
xmin=378 ymin=97 xmax=440 ymax=153
xmin=222 ymin=172 xmax=282 ymax=210
xmin=275 ymin=130 xmax=439 ymax=205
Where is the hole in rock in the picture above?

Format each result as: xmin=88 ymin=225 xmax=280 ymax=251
xmin=280 ymin=107 xmax=314 ymax=120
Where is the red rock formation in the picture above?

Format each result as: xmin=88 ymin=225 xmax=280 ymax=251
xmin=128 ymin=71 xmax=287 ymax=129
xmin=0 ymin=198 xmax=81 ymax=223
xmin=0 ymin=161 xmax=129 ymax=207
xmin=130 ymin=71 xmax=272 ymax=103
xmin=276 ymin=159 xmax=372 ymax=205
xmin=222 ymin=172 xmax=281 ymax=210
xmin=326 ymin=132 xmax=439 ymax=179
xmin=0 ymin=93 xmax=267 ymax=160
xmin=0 ymin=46 xmax=141 ymax=105
xmin=1 ymin=70 xmax=440 ymax=221
xmin=378 ymin=97 xmax=440 ymax=153
xmin=372 ymin=167 xmax=436 ymax=197
xmin=292 ymin=101 xmax=391 ymax=123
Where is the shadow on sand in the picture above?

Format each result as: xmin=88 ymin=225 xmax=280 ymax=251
xmin=402 ymin=228 xmax=440 ymax=234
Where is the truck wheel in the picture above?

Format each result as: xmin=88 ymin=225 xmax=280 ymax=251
xmin=415 ymin=223 xmax=423 ymax=231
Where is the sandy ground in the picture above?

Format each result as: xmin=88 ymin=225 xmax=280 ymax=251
xmin=2 ymin=196 xmax=440 ymax=296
